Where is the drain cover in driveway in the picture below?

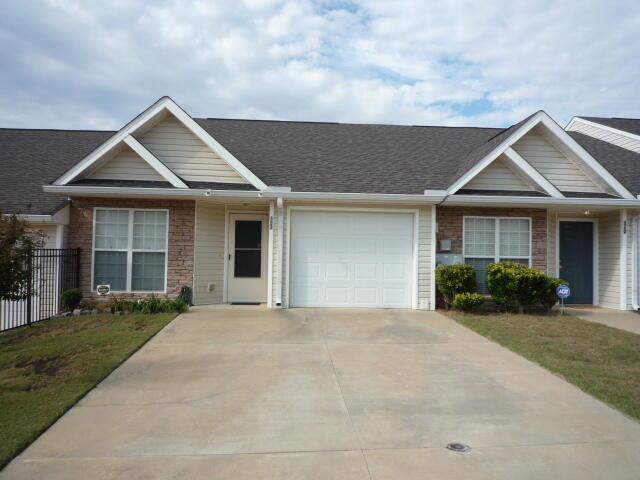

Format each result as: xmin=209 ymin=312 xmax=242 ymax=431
xmin=446 ymin=442 xmax=471 ymax=453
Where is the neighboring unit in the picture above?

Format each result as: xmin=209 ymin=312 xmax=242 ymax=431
xmin=2 ymin=97 xmax=640 ymax=314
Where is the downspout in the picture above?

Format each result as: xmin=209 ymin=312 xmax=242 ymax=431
xmin=275 ymin=197 xmax=284 ymax=307
xmin=632 ymin=216 xmax=640 ymax=311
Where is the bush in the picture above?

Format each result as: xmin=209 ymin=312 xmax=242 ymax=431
xmin=109 ymin=295 xmax=188 ymax=314
xmin=452 ymin=292 xmax=485 ymax=312
xmin=541 ymin=277 xmax=568 ymax=312
xmin=435 ymin=264 xmax=477 ymax=308
xmin=487 ymin=262 xmax=548 ymax=313
xmin=172 ymin=298 xmax=189 ymax=313
xmin=61 ymin=288 xmax=83 ymax=311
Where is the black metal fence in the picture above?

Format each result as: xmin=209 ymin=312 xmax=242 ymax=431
xmin=1 ymin=248 xmax=80 ymax=331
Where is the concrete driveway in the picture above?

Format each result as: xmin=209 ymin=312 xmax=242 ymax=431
xmin=3 ymin=307 xmax=640 ymax=479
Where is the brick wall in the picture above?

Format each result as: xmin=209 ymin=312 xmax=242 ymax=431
xmin=67 ymin=197 xmax=195 ymax=299
xmin=436 ymin=206 xmax=547 ymax=271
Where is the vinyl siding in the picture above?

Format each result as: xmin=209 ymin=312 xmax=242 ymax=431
xmin=87 ymin=146 xmax=165 ymax=182
xmin=464 ymin=156 xmax=534 ymax=191
xmin=281 ymin=202 xmax=434 ymax=309
xmin=138 ymin=116 xmax=247 ymax=184
xmin=513 ymin=128 xmax=603 ymax=193
xmin=193 ymin=202 xmax=225 ymax=305
xmin=568 ymin=120 xmax=640 ymax=154
xmin=599 ymin=212 xmax=621 ymax=309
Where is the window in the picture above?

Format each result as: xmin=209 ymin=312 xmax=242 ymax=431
xmin=93 ymin=208 xmax=168 ymax=292
xmin=234 ymin=220 xmax=262 ymax=278
xmin=463 ymin=217 xmax=531 ymax=293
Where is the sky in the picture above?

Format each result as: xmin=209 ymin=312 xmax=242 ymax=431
xmin=0 ymin=0 xmax=639 ymax=131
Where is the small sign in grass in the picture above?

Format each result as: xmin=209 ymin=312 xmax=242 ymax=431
xmin=0 ymin=313 xmax=176 ymax=469
xmin=447 ymin=311 xmax=640 ymax=421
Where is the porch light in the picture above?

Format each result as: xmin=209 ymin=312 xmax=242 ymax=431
xmin=584 ymin=210 xmax=591 ymax=215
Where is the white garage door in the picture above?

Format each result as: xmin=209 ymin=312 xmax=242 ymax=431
xmin=289 ymin=210 xmax=415 ymax=308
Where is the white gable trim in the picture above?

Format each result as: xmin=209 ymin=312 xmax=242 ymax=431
xmin=448 ymin=111 xmax=633 ymax=199
xmin=123 ymin=135 xmax=188 ymax=188
xmin=54 ymin=97 xmax=267 ymax=190
xmin=503 ymin=147 xmax=563 ymax=198
xmin=567 ymin=117 xmax=640 ymax=144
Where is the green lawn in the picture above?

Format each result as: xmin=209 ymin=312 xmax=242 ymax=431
xmin=0 ymin=313 xmax=176 ymax=469
xmin=447 ymin=311 xmax=640 ymax=420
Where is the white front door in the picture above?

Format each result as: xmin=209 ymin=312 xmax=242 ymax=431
xmin=289 ymin=210 xmax=415 ymax=308
xmin=227 ymin=214 xmax=269 ymax=303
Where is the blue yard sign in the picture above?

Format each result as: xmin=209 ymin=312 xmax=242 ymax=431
xmin=556 ymin=284 xmax=570 ymax=314
xmin=556 ymin=285 xmax=570 ymax=299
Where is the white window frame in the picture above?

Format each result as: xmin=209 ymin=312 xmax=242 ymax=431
xmin=462 ymin=216 xmax=533 ymax=266
xmin=92 ymin=207 xmax=170 ymax=293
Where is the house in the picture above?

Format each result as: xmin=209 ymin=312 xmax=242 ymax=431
xmin=2 ymin=96 xmax=640 ymax=311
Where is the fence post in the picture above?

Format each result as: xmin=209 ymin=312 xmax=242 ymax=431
xmin=26 ymin=250 xmax=33 ymax=327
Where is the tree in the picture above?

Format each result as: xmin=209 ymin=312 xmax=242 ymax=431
xmin=0 ymin=212 xmax=44 ymax=301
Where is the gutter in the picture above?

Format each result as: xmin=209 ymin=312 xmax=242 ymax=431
xmin=43 ymin=185 xmax=450 ymax=203
xmin=442 ymin=194 xmax=640 ymax=208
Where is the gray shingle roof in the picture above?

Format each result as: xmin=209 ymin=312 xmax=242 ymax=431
xmin=580 ymin=117 xmax=640 ymax=136
xmin=568 ymin=131 xmax=640 ymax=196
xmin=195 ymin=118 xmax=502 ymax=194
xmin=2 ymin=115 xmax=638 ymax=216
xmin=0 ymin=128 xmax=114 ymax=215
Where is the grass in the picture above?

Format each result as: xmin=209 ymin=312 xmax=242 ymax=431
xmin=446 ymin=311 xmax=640 ymax=421
xmin=0 ymin=313 xmax=176 ymax=469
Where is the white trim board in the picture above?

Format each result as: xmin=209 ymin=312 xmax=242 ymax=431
xmin=54 ymin=96 xmax=267 ymax=190
xmin=448 ymin=111 xmax=634 ymax=199
xmin=567 ymin=117 xmax=640 ymax=144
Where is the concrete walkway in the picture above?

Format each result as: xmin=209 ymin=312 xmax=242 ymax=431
xmin=568 ymin=306 xmax=640 ymax=335
xmin=3 ymin=307 xmax=640 ymax=479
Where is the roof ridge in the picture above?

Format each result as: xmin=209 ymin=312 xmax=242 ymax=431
xmin=0 ymin=127 xmax=115 ymax=133
xmin=196 ymin=117 xmax=503 ymax=130
xmin=580 ymin=115 xmax=640 ymax=121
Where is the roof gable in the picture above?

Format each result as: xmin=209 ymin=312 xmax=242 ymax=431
xmin=53 ymin=97 xmax=266 ymax=190
xmin=447 ymin=111 xmax=634 ymax=199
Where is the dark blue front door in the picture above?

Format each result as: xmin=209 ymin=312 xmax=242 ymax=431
xmin=559 ymin=221 xmax=594 ymax=304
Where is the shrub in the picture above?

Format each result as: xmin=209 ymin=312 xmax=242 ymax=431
xmin=435 ymin=264 xmax=477 ymax=308
xmin=487 ymin=262 xmax=548 ymax=313
xmin=139 ymin=295 xmax=164 ymax=314
xmin=172 ymin=298 xmax=189 ymax=313
xmin=541 ymin=277 xmax=568 ymax=312
xmin=109 ymin=295 xmax=188 ymax=314
xmin=61 ymin=288 xmax=83 ymax=311
xmin=452 ymin=292 xmax=485 ymax=312
xmin=110 ymin=298 xmax=138 ymax=314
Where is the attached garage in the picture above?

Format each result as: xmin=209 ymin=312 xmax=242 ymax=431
xmin=288 ymin=209 xmax=416 ymax=308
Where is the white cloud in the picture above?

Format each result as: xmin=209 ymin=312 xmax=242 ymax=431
xmin=0 ymin=0 xmax=638 ymax=130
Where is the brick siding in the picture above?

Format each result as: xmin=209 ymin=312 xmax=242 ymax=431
xmin=436 ymin=206 xmax=547 ymax=271
xmin=67 ymin=197 xmax=195 ymax=299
